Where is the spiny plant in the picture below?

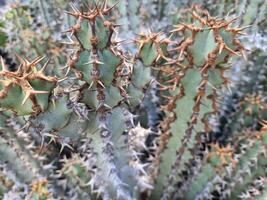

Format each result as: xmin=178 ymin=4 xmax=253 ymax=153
xmin=147 ymin=0 xmax=267 ymax=55
xmin=1 ymin=1 xmax=153 ymax=199
xmin=0 ymin=1 xmax=266 ymax=200
xmin=0 ymin=56 xmax=57 ymax=115
xmin=134 ymin=5 xmax=248 ymax=199
xmin=55 ymin=1 xmax=154 ymax=198
xmin=212 ymin=49 xmax=267 ymax=144
xmin=180 ymin=124 xmax=267 ymax=200
xmin=1 ymin=1 xmax=67 ymax=77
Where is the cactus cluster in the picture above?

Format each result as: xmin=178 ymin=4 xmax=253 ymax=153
xmin=0 ymin=1 xmax=266 ymax=200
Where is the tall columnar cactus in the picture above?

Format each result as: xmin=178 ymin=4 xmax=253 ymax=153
xmin=141 ymin=5 xmax=246 ymax=199
xmin=37 ymin=1 xmax=153 ymax=199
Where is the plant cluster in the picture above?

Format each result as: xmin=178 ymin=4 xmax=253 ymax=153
xmin=0 ymin=1 xmax=266 ymax=200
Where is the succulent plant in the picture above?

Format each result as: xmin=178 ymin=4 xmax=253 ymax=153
xmin=0 ymin=1 xmax=266 ymax=200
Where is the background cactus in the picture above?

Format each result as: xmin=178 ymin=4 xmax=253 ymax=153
xmin=0 ymin=0 xmax=266 ymax=200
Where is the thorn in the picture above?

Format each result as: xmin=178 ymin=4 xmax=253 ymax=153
xmin=103 ymin=1 xmax=120 ymax=14
xmin=16 ymin=121 xmax=30 ymax=133
xmin=155 ymin=54 xmax=161 ymax=62
xmin=70 ymin=2 xmax=80 ymax=13
xmin=88 ymin=81 xmax=94 ymax=90
xmin=103 ymin=103 xmax=112 ymax=109
xmin=101 ymin=0 xmax=108 ymax=10
xmin=64 ymin=10 xmax=80 ymax=18
xmin=156 ymin=81 xmax=170 ymax=90
xmin=207 ymin=81 xmax=218 ymax=90
xmin=161 ymin=94 xmax=172 ymax=100
xmin=31 ymin=56 xmax=46 ymax=67
xmin=59 ymin=65 xmax=69 ymax=70
xmin=0 ymin=57 xmax=8 ymax=71
xmin=241 ymin=50 xmax=247 ymax=61
xmin=52 ymin=99 xmax=56 ymax=107
xmin=60 ymin=41 xmax=75 ymax=45
xmin=62 ymin=28 xmax=75 ymax=35
xmin=21 ymin=91 xmax=31 ymax=105
xmin=93 ymin=1 xmax=103 ymax=19
xmin=97 ymin=80 xmax=105 ymax=88
xmin=224 ymin=45 xmax=240 ymax=56
xmin=83 ymin=59 xmax=104 ymax=65
xmin=60 ymin=143 xmax=74 ymax=154
xmin=22 ymin=70 xmax=34 ymax=79
xmin=96 ymin=103 xmax=103 ymax=112
xmin=219 ymin=43 xmax=224 ymax=54
xmin=225 ymin=16 xmax=239 ymax=26
xmin=58 ymin=77 xmax=69 ymax=82
xmin=21 ymin=90 xmax=49 ymax=105
xmin=200 ymin=63 xmax=210 ymax=73
xmin=236 ymin=31 xmax=247 ymax=35
xmin=64 ymin=67 xmax=71 ymax=77
xmin=237 ymin=25 xmax=253 ymax=31
xmin=113 ymin=23 xmax=123 ymax=28
xmin=40 ymin=58 xmax=51 ymax=73
xmin=60 ymin=35 xmax=76 ymax=45
xmin=114 ymin=39 xmax=132 ymax=47
xmin=15 ymin=53 xmax=27 ymax=64
xmin=226 ymin=84 xmax=232 ymax=95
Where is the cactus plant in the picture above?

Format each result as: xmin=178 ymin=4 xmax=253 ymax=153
xmin=213 ymin=49 xmax=267 ymax=145
xmin=135 ymin=5 xmax=247 ymax=199
xmin=0 ymin=1 xmax=266 ymax=200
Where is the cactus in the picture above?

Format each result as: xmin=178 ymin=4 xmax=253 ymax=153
xmin=58 ymin=2 xmax=154 ymax=198
xmin=213 ymin=49 xmax=267 ymax=144
xmin=0 ymin=56 xmax=57 ymax=115
xmin=2 ymin=1 xmax=68 ymax=79
xmin=172 ymin=124 xmax=267 ymax=200
xmin=0 ymin=1 xmax=266 ymax=200
xmin=139 ymin=5 xmax=246 ymax=199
